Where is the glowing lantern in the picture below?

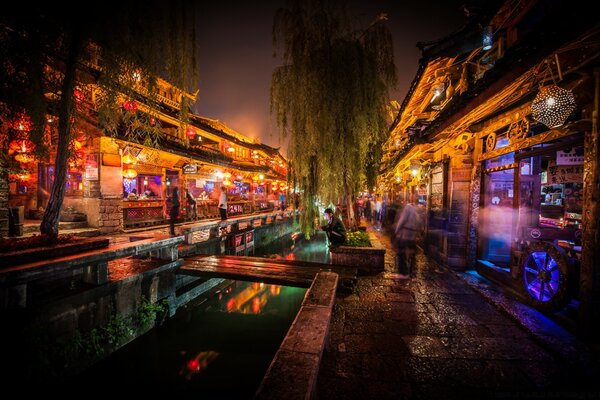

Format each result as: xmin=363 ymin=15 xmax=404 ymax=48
xmin=122 ymin=153 xmax=137 ymax=165
xmin=14 ymin=153 xmax=34 ymax=163
xmin=223 ymin=172 xmax=232 ymax=179
xmin=227 ymin=146 xmax=235 ymax=153
xmin=531 ymin=85 xmax=576 ymax=128
xmin=223 ymin=179 xmax=231 ymax=186
xmin=122 ymin=168 xmax=138 ymax=179
xmin=17 ymin=170 xmax=31 ymax=181
xmin=185 ymin=127 xmax=196 ymax=139
xmin=122 ymin=100 xmax=138 ymax=112
xmin=259 ymin=174 xmax=264 ymax=180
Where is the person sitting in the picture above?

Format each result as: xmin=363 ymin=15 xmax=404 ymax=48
xmin=321 ymin=207 xmax=347 ymax=246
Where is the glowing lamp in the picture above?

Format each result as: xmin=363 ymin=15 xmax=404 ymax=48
xmin=224 ymin=172 xmax=232 ymax=179
xmin=223 ymin=179 xmax=231 ymax=186
xmin=531 ymin=85 xmax=576 ymax=128
xmin=122 ymin=153 xmax=137 ymax=165
xmin=411 ymin=169 xmax=418 ymax=177
xmin=259 ymin=174 xmax=264 ymax=180
xmin=18 ymin=170 xmax=31 ymax=181
xmin=185 ymin=127 xmax=196 ymax=139
xmin=122 ymin=100 xmax=138 ymax=112
xmin=482 ymin=25 xmax=493 ymax=51
xmin=122 ymin=168 xmax=138 ymax=179
xmin=227 ymin=147 xmax=235 ymax=153
xmin=15 ymin=153 xmax=34 ymax=163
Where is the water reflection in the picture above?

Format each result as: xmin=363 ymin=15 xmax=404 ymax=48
xmin=213 ymin=281 xmax=283 ymax=315
xmin=255 ymin=230 xmax=330 ymax=263
xmin=70 ymin=280 xmax=306 ymax=397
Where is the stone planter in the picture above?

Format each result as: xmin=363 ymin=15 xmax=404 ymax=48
xmin=330 ymin=245 xmax=385 ymax=275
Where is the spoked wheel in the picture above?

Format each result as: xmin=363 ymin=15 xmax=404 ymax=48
xmin=522 ymin=241 xmax=570 ymax=311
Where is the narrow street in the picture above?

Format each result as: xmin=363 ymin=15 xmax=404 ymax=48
xmin=317 ymin=227 xmax=600 ymax=399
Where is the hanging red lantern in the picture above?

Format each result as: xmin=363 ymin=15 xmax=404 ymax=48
xmin=185 ymin=127 xmax=196 ymax=139
xmin=122 ymin=100 xmax=138 ymax=112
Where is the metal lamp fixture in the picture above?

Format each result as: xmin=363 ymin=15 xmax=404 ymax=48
xmin=482 ymin=26 xmax=493 ymax=51
xmin=531 ymin=85 xmax=576 ymax=128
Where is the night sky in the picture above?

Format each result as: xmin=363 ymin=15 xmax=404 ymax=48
xmin=194 ymin=1 xmax=470 ymax=150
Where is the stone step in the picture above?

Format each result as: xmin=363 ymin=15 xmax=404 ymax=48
xmin=20 ymin=227 xmax=101 ymax=238
xmin=23 ymin=221 xmax=89 ymax=235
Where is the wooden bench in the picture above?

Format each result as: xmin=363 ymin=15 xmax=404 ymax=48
xmin=0 ymin=236 xmax=184 ymax=309
xmin=255 ymin=271 xmax=338 ymax=400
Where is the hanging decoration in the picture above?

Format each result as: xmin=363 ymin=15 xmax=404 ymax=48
xmin=122 ymin=167 xmax=138 ymax=179
xmin=185 ymin=127 xmax=197 ymax=140
xmin=531 ymin=85 xmax=576 ymax=128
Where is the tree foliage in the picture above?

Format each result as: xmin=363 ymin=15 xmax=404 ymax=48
xmin=271 ymin=0 xmax=396 ymax=235
xmin=0 ymin=1 xmax=196 ymax=237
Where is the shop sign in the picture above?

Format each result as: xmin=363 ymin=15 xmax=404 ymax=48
xmin=228 ymin=204 xmax=244 ymax=215
xmin=556 ymin=148 xmax=583 ymax=165
xmin=85 ymin=153 xmax=99 ymax=180
xmin=548 ymin=160 xmax=583 ymax=184
xmin=182 ymin=163 xmax=198 ymax=174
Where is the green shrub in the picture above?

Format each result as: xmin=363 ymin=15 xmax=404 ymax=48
xmin=345 ymin=231 xmax=371 ymax=247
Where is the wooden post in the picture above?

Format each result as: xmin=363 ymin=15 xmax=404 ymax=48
xmin=579 ymin=68 xmax=600 ymax=336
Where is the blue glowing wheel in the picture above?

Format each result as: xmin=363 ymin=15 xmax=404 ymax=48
xmin=522 ymin=241 xmax=570 ymax=311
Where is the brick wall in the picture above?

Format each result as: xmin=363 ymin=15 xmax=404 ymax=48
xmin=98 ymin=195 xmax=123 ymax=234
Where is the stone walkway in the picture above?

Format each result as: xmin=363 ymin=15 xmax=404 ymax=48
xmin=316 ymin=228 xmax=600 ymax=400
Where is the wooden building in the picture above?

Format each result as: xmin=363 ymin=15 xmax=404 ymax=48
xmin=380 ymin=0 xmax=599 ymax=333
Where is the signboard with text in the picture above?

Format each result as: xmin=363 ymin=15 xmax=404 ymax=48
xmin=85 ymin=153 xmax=99 ymax=180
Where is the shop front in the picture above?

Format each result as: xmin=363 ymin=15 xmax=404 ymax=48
xmin=476 ymin=128 xmax=585 ymax=311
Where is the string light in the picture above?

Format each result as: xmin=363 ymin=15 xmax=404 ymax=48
xmin=531 ymin=85 xmax=576 ymax=128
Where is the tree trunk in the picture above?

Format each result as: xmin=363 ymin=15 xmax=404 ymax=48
xmin=342 ymin=161 xmax=355 ymax=230
xmin=40 ymin=33 xmax=82 ymax=237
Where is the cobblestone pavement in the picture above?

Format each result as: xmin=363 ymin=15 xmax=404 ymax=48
xmin=316 ymin=228 xmax=600 ymax=400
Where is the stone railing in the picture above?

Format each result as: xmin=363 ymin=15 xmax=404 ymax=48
xmin=255 ymin=271 xmax=338 ymax=400
xmin=0 ymin=235 xmax=183 ymax=309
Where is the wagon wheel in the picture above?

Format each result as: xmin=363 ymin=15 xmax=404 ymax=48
xmin=486 ymin=132 xmax=496 ymax=151
xmin=521 ymin=241 xmax=571 ymax=311
xmin=507 ymin=118 xmax=529 ymax=144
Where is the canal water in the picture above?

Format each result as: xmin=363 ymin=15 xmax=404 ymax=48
xmin=69 ymin=231 xmax=330 ymax=397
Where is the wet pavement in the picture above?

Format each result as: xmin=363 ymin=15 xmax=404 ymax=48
xmin=316 ymin=227 xmax=600 ymax=400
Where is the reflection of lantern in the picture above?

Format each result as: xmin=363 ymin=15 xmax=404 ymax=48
xmin=122 ymin=168 xmax=138 ymax=179
xmin=531 ymin=85 xmax=576 ymax=128
xmin=186 ymin=127 xmax=196 ymax=139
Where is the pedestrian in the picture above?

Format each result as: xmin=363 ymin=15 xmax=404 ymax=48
xmin=321 ymin=208 xmax=347 ymax=246
xmin=169 ymin=187 xmax=180 ymax=236
xmin=218 ymin=186 xmax=228 ymax=221
xmin=279 ymin=192 xmax=286 ymax=210
xmin=365 ymin=198 xmax=372 ymax=222
xmin=186 ymin=188 xmax=197 ymax=220
xmin=393 ymin=200 xmax=423 ymax=276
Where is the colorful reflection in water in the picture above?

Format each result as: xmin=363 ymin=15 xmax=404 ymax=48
xmin=215 ymin=281 xmax=283 ymax=315
xmin=255 ymin=230 xmax=330 ymax=263
xmin=71 ymin=280 xmax=306 ymax=397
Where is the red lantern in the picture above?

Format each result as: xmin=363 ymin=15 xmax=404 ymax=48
xmin=186 ymin=127 xmax=196 ymax=139
xmin=122 ymin=100 xmax=138 ymax=112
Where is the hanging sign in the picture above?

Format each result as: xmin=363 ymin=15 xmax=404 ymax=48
xmin=182 ymin=163 xmax=198 ymax=174
xmin=556 ymin=148 xmax=583 ymax=165
xmin=547 ymin=160 xmax=583 ymax=184
xmin=85 ymin=153 xmax=99 ymax=180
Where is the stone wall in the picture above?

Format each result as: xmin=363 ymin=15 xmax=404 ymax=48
xmin=98 ymin=195 xmax=123 ymax=234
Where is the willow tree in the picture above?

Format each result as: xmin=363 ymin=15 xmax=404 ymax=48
xmin=271 ymin=0 xmax=396 ymax=236
xmin=0 ymin=2 xmax=196 ymax=237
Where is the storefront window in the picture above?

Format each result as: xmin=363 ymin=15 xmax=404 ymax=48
xmin=479 ymin=168 xmax=515 ymax=267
